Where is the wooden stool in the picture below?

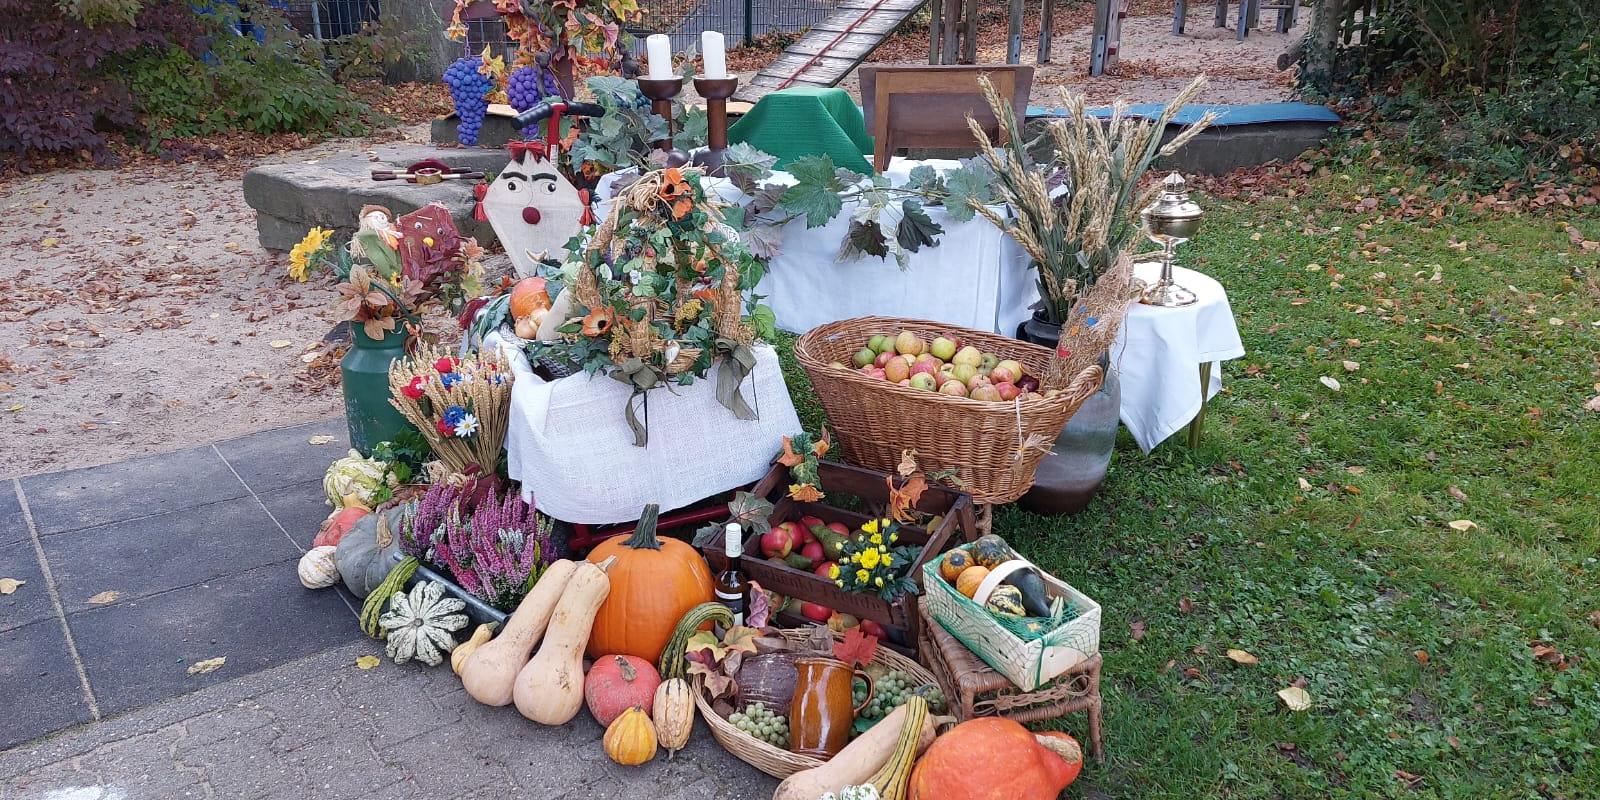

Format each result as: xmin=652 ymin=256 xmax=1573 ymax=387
xmin=917 ymin=603 xmax=1105 ymax=761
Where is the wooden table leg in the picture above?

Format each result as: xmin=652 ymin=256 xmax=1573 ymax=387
xmin=1173 ymin=0 xmax=1186 ymax=34
xmin=1188 ymin=361 xmax=1213 ymax=448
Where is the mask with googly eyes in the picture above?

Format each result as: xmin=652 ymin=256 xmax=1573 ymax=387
xmin=482 ymin=141 xmax=591 ymax=279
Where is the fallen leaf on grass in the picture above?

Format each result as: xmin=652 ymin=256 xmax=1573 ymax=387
xmin=1414 ymin=649 xmax=1430 ymax=665
xmin=1394 ymin=769 xmax=1424 ymax=790
xmin=87 ymin=590 xmax=121 ymax=605
xmin=187 ymin=656 xmax=227 ymax=675
xmin=1447 ymin=519 xmax=1477 ymax=532
xmin=1529 ymin=641 xmax=1568 ymax=670
xmin=0 ymin=577 xmax=24 ymax=594
xmin=1130 ymin=620 xmax=1147 ymax=641
xmin=269 ymin=340 xmax=293 ymax=349
xmin=1277 ymin=686 xmax=1313 ymax=711
xmin=1178 ymin=597 xmax=1195 ymax=614
xmin=1587 ymin=610 xmax=1600 ymax=629
xmin=1586 ymin=396 xmax=1600 ymax=413
xmin=1297 ymin=477 xmax=1312 ymax=491
xmin=1342 ymin=360 xmax=1359 ymax=372
xmin=307 ymin=435 xmax=335 ymax=445
xmin=1320 ymin=376 xmax=1342 ymax=392
xmin=1226 ymin=649 xmax=1259 ymax=665
xmin=1346 ymin=466 xmax=1366 ymax=475
xmin=1448 ymin=485 xmax=1468 ymax=502
xmin=356 ymin=655 xmax=381 ymax=670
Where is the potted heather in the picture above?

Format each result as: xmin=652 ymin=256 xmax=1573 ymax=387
xmin=966 ymin=75 xmax=1215 ymax=513
xmin=396 ymin=481 xmax=558 ymax=624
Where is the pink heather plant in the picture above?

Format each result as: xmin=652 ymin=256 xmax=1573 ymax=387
xmin=402 ymin=483 xmax=554 ymax=611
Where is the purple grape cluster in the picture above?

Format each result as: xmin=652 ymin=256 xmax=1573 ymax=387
xmin=507 ymin=65 xmax=559 ymax=112
xmin=443 ymin=56 xmax=493 ymax=145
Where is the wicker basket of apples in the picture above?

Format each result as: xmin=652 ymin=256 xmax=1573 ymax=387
xmin=794 ymin=316 xmax=1103 ymax=505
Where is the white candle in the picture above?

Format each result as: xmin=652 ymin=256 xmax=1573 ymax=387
xmin=646 ymin=34 xmax=673 ymax=80
xmin=701 ymin=31 xmax=726 ymax=79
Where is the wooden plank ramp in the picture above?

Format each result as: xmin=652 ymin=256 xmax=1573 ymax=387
xmin=735 ymin=0 xmax=927 ymax=104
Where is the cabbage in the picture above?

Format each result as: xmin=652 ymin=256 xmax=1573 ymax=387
xmin=324 ymin=449 xmax=393 ymax=508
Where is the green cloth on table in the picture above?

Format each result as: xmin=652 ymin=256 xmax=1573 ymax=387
xmin=728 ymin=86 xmax=875 ymax=174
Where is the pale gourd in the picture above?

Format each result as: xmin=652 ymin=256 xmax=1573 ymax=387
xmin=651 ymin=678 xmax=695 ymax=757
xmin=461 ymin=559 xmax=578 ymax=706
xmin=450 ymin=623 xmax=497 ymax=675
xmin=297 ymin=546 xmax=340 ymax=589
xmin=378 ymin=581 xmax=468 ymax=666
xmin=512 ymin=556 xmax=615 ymax=724
xmin=772 ymin=703 xmax=945 ymax=800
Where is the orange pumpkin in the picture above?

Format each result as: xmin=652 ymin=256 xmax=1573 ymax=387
xmin=509 ymin=277 xmax=550 ymax=320
xmin=908 ymin=718 xmax=1082 ymax=800
xmin=586 ymin=504 xmax=713 ymax=662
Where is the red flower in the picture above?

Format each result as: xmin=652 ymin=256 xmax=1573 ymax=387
xmin=434 ymin=357 xmax=455 ymax=373
xmin=401 ymin=376 xmax=425 ymax=400
xmin=436 ymin=417 xmax=455 ymax=436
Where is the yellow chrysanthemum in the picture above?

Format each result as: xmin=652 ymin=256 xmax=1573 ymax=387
xmin=875 ymin=577 xmax=884 ymax=587
xmin=288 ymin=226 xmax=332 ymax=282
xmin=855 ymin=569 xmax=870 ymax=583
xmin=869 ymin=533 xmax=882 ymax=545
xmin=860 ymin=519 xmax=879 ymax=535
xmin=828 ymin=563 xmax=840 ymax=579
xmin=881 ymin=552 xmax=894 ymax=567
xmin=859 ymin=548 xmax=881 ymax=570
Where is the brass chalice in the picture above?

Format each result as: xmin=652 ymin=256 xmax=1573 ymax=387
xmin=1139 ymin=173 xmax=1203 ymax=307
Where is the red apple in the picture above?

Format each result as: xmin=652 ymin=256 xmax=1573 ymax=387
xmin=827 ymin=612 xmax=860 ymax=632
xmin=859 ymin=619 xmax=889 ymax=638
xmin=938 ymin=379 xmax=969 ymax=397
xmin=800 ymin=602 xmax=832 ymax=622
xmin=989 ymin=364 xmax=1019 ymax=384
xmin=884 ymin=358 xmax=911 ymax=383
xmin=874 ymin=350 xmax=896 ymax=368
xmin=799 ymin=514 xmax=825 ymax=529
xmin=760 ymin=527 xmax=792 ymax=559
xmin=994 ymin=381 xmax=1020 ymax=400
xmin=800 ymin=540 xmax=825 ymax=563
xmin=813 ymin=560 xmax=837 ymax=578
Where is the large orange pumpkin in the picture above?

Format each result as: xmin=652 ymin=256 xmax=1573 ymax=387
xmin=907 ymin=718 xmax=1082 ymax=800
xmin=586 ymin=504 xmax=713 ymax=662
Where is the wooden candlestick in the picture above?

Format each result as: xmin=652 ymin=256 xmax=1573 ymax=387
xmin=636 ymin=76 xmax=689 ymax=167
xmin=692 ymin=77 xmax=739 ymax=176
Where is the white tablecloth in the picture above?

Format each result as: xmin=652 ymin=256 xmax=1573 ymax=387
xmin=1110 ymin=263 xmax=1245 ymax=452
xmin=493 ymin=336 xmax=803 ymax=524
xmin=598 ymin=158 xmax=1036 ymax=336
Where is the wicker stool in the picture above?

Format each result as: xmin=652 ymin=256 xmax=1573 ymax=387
xmin=917 ymin=603 xmax=1105 ymax=761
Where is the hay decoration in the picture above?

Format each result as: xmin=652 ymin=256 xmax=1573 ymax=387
xmin=388 ymin=343 xmax=513 ymax=475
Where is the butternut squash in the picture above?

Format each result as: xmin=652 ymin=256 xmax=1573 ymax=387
xmin=461 ymin=559 xmax=577 ymax=706
xmin=513 ymin=556 xmax=615 ymax=725
xmin=772 ymin=703 xmax=946 ymax=800
xmin=450 ymin=622 xmax=497 ymax=675
xmin=651 ymin=678 xmax=695 ymax=757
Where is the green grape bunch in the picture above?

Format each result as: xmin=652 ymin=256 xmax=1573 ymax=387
xmin=731 ymin=701 xmax=791 ymax=749
xmin=851 ymin=670 xmax=947 ymax=737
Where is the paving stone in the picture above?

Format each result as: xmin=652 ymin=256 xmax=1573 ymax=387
xmin=189 ymin=731 xmax=310 ymax=800
xmin=67 ymin=561 xmax=361 ymax=716
xmin=42 ymin=497 xmax=301 ymax=613
xmin=0 ymin=540 xmax=53 ymax=634
xmin=0 ymin=484 xmax=26 ymax=548
xmin=285 ymin=732 xmax=406 ymax=800
xmin=19 ymin=447 xmax=246 ymax=536
xmin=257 ymin=480 xmax=335 ymax=551
xmin=216 ymin=420 xmax=348 ymax=494
xmin=0 ymin=619 xmax=93 ymax=751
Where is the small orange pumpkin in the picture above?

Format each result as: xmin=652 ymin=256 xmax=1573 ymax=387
xmin=509 ymin=277 xmax=550 ymax=320
xmin=586 ymin=505 xmax=714 ymax=662
xmin=955 ymin=565 xmax=990 ymax=599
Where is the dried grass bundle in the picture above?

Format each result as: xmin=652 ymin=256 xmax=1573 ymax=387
xmin=388 ymin=343 xmax=513 ymax=476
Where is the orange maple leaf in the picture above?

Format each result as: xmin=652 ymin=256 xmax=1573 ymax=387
xmin=888 ymin=473 xmax=927 ymax=524
xmin=777 ymin=435 xmax=805 ymax=467
xmin=787 ymin=483 xmax=825 ymax=503
xmin=811 ymin=428 xmax=831 ymax=458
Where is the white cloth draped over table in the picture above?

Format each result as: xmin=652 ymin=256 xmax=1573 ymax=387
xmin=487 ymin=333 xmax=803 ymax=525
xmin=597 ymin=158 xmax=1037 ymax=336
xmin=1110 ymin=263 xmax=1246 ymax=452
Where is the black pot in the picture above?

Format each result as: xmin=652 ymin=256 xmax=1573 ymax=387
xmin=1015 ymin=313 xmax=1119 ymax=515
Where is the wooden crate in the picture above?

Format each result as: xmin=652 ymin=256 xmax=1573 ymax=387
xmin=701 ymin=458 xmax=977 ymax=650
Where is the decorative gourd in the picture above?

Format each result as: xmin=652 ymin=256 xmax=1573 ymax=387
xmin=999 ymin=564 xmax=1054 ymax=617
xmin=658 ymin=601 xmax=735 ymax=679
xmin=513 ymin=556 xmax=616 ymax=725
xmin=313 ymin=506 xmax=369 ymax=549
xmin=651 ymin=678 xmax=695 ymax=757
xmin=378 ymin=580 xmax=469 ymax=666
xmin=984 ymin=584 xmax=1027 ymax=617
xmin=864 ymin=695 xmax=927 ymax=800
xmin=451 ymin=623 xmax=496 ymax=675
xmin=586 ymin=655 xmax=662 ymax=726
xmin=937 ymin=549 xmax=973 ymax=583
xmin=461 ymin=559 xmax=578 ymax=706
xmin=772 ymin=703 xmax=945 ymax=800
xmin=586 ymin=505 xmax=714 ymax=663
xmin=334 ymin=506 xmax=406 ymax=597
xmin=969 ymin=535 xmax=1013 ymax=569
xmin=955 ymin=566 xmax=990 ymax=599
xmin=297 ymin=546 xmax=340 ymax=589
xmin=602 ymin=706 xmax=658 ymax=766
xmin=907 ymin=718 xmax=1082 ymax=800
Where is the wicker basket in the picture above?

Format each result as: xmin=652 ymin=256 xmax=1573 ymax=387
xmin=794 ymin=316 xmax=1103 ymax=504
xmin=695 ymin=627 xmax=942 ymax=779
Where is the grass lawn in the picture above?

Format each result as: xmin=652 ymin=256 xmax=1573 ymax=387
xmin=775 ymin=174 xmax=1600 ymax=798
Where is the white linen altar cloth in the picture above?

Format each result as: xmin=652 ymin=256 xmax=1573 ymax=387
xmin=493 ymin=335 xmax=803 ymax=524
xmin=1110 ymin=263 xmax=1245 ymax=453
xmin=598 ymin=158 xmax=1036 ymax=336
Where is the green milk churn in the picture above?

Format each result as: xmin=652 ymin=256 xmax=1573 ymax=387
xmin=341 ymin=325 xmax=412 ymax=455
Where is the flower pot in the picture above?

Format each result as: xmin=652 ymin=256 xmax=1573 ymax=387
xmin=341 ymin=325 xmax=412 ymax=455
xmin=1015 ymin=313 xmax=1119 ymax=515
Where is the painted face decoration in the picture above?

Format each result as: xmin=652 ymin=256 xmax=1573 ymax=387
xmin=481 ymin=141 xmax=589 ymax=279
xmin=396 ymin=204 xmax=463 ymax=287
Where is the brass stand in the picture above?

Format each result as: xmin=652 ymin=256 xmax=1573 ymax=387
xmin=691 ymin=77 xmax=739 ymax=176
xmin=636 ymin=76 xmax=690 ymax=167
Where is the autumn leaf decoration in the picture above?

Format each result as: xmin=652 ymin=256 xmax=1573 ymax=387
xmin=781 ymin=429 xmax=829 ymax=502
xmin=832 ymin=626 xmax=879 ymax=668
xmin=887 ymin=449 xmax=930 ymax=524
xmin=658 ymin=167 xmax=694 ymax=220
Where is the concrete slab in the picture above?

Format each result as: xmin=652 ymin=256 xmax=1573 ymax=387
xmin=216 ymin=420 xmax=348 ymax=495
xmin=256 ymin=480 xmax=334 ymax=552
xmin=0 ymin=540 xmax=54 ymax=634
xmin=19 ymin=446 xmax=247 ymax=536
xmin=0 ymin=485 xmax=25 ymax=548
xmin=242 ymin=144 xmax=509 ymax=251
xmin=67 ymin=560 xmax=361 ymax=716
xmin=0 ymin=619 xmax=93 ymax=751
xmin=40 ymin=497 xmax=301 ymax=613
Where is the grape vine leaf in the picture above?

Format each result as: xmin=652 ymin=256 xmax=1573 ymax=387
xmin=905 ymin=163 xmax=943 ymax=192
xmin=780 ymin=155 xmax=847 ymax=227
xmin=943 ymin=160 xmax=996 ymax=222
xmin=722 ymin=143 xmax=778 ymax=193
xmin=895 ymin=200 xmax=942 ymax=253
xmin=743 ymin=224 xmax=784 ymax=260
xmin=842 ymin=218 xmax=890 ymax=260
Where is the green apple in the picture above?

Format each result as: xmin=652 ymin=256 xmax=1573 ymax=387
xmin=852 ymin=347 xmax=876 ymax=367
xmin=938 ymin=379 xmax=969 ymax=397
xmin=909 ymin=373 xmax=938 ymax=391
xmin=930 ymin=336 xmax=957 ymax=361
xmin=869 ymin=334 xmax=892 ymax=354
xmin=952 ymin=345 xmax=983 ymax=368
xmin=951 ymin=363 xmax=978 ymax=385
xmin=978 ymin=352 xmax=999 ymax=373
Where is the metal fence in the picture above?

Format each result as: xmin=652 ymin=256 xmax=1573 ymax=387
xmin=274 ymin=0 xmax=380 ymax=40
xmin=631 ymin=0 xmax=842 ymax=51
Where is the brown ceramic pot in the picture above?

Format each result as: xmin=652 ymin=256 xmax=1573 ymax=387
xmin=789 ymin=656 xmax=873 ymax=758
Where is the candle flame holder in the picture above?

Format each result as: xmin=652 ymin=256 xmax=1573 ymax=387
xmin=637 ymin=76 xmax=690 ymax=168
xmin=691 ymin=77 xmax=739 ymax=176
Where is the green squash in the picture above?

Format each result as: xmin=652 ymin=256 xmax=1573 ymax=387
xmin=984 ymin=584 xmax=1027 ymax=617
xmin=1001 ymin=565 xmax=1054 ymax=617
xmin=970 ymin=535 xmax=1013 ymax=569
xmin=335 ymin=505 xmax=406 ymax=597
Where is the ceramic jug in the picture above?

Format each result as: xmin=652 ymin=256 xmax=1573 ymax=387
xmin=789 ymin=656 xmax=873 ymax=758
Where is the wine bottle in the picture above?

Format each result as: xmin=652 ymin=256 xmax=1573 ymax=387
xmin=714 ymin=522 xmax=749 ymax=627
